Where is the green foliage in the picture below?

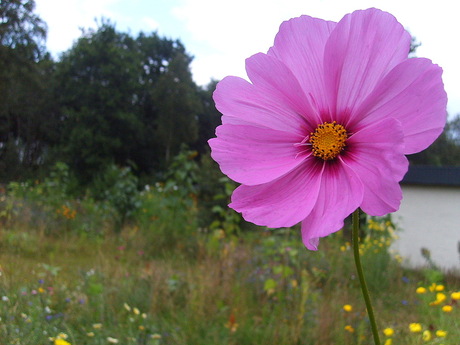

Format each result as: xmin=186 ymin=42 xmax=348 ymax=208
xmin=91 ymin=164 xmax=141 ymax=231
xmin=0 ymin=0 xmax=58 ymax=181
xmin=134 ymin=147 xmax=200 ymax=253
xmin=409 ymin=114 xmax=460 ymax=166
xmin=152 ymin=54 xmax=201 ymax=165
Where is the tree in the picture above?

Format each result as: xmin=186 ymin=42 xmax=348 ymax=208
xmin=0 ymin=0 xmax=55 ymax=181
xmin=194 ymin=79 xmax=221 ymax=154
xmin=152 ymin=51 xmax=201 ymax=165
xmin=53 ymin=21 xmax=201 ymax=182
xmin=409 ymin=114 xmax=460 ymax=166
xmin=53 ymin=21 xmax=145 ymax=183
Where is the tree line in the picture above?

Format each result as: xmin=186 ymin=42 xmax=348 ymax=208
xmin=0 ymin=0 xmax=221 ymax=184
xmin=1 ymin=0 xmax=459 ymax=186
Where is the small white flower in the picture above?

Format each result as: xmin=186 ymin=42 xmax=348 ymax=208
xmin=107 ymin=337 xmax=119 ymax=343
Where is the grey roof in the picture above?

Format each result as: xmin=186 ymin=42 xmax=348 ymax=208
xmin=402 ymin=166 xmax=460 ymax=187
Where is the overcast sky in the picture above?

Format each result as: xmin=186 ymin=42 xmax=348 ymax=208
xmin=35 ymin=0 xmax=459 ymax=117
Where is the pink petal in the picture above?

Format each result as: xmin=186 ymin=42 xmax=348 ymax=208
xmin=245 ymin=53 xmax=321 ymax=127
xmin=323 ymin=8 xmax=411 ymax=122
xmin=301 ymin=161 xmax=364 ymax=250
xmin=353 ymin=58 xmax=447 ymax=154
xmin=344 ymin=118 xmax=408 ymax=215
xmin=268 ymin=15 xmax=336 ymax=113
xmin=214 ymin=76 xmax=308 ymax=136
xmin=209 ymin=124 xmax=305 ymax=185
xmin=229 ymin=158 xmax=323 ymax=228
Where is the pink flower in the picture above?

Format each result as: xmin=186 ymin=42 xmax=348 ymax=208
xmin=208 ymin=8 xmax=447 ymax=250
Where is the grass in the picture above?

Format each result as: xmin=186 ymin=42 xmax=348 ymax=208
xmin=0 ymin=190 xmax=459 ymax=344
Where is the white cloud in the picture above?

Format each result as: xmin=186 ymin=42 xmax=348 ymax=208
xmin=175 ymin=0 xmax=459 ymax=115
xmin=36 ymin=0 xmax=120 ymax=54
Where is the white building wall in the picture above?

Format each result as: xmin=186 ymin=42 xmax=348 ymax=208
xmin=392 ymin=185 xmax=460 ymax=271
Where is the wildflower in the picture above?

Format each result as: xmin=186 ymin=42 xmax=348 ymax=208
xmin=422 ymin=330 xmax=431 ymax=341
xmin=416 ymin=287 xmax=427 ymax=294
xmin=123 ymin=303 xmax=131 ymax=311
xmin=54 ymin=339 xmax=71 ymax=345
xmin=442 ymin=305 xmax=453 ymax=312
xmin=384 ymin=339 xmax=393 ymax=345
xmin=38 ymin=287 xmax=45 ymax=294
xmin=133 ymin=307 xmax=140 ymax=315
xmin=92 ymin=323 xmax=102 ymax=329
xmin=107 ymin=337 xmax=119 ymax=344
xmin=409 ymin=323 xmax=422 ymax=333
xmin=208 ymin=8 xmax=447 ymax=249
xmin=430 ymin=293 xmax=447 ymax=306
xmin=451 ymin=291 xmax=460 ymax=300
xmin=57 ymin=333 xmax=68 ymax=339
xmin=383 ymin=328 xmax=394 ymax=337
xmin=435 ymin=330 xmax=447 ymax=337
xmin=344 ymin=325 xmax=354 ymax=333
xmin=435 ymin=284 xmax=445 ymax=292
xmin=86 ymin=332 xmax=95 ymax=337
xmin=225 ymin=313 xmax=238 ymax=332
xmin=343 ymin=304 xmax=353 ymax=312
xmin=151 ymin=334 xmax=162 ymax=339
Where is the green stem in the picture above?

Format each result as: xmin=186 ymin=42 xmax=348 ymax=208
xmin=352 ymin=209 xmax=381 ymax=345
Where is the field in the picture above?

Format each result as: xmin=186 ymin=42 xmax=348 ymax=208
xmin=0 ymin=164 xmax=459 ymax=345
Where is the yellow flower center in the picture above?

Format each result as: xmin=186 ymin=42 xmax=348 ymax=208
xmin=309 ymin=121 xmax=348 ymax=160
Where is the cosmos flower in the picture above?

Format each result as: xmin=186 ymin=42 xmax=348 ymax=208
xmin=209 ymin=8 xmax=446 ymax=249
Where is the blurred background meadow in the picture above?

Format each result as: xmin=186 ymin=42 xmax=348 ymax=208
xmin=1 ymin=0 xmax=460 ymax=344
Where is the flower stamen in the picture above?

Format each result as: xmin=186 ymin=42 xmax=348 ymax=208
xmin=309 ymin=121 xmax=348 ymax=160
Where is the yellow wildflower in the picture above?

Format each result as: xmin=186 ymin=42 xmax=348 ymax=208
xmin=451 ymin=291 xmax=460 ymax=300
xmin=409 ymin=323 xmax=422 ymax=333
xmin=429 ymin=283 xmax=437 ymax=292
xmin=38 ymin=287 xmax=45 ymax=294
xmin=430 ymin=292 xmax=447 ymax=306
xmin=383 ymin=328 xmax=394 ymax=337
xmin=151 ymin=334 xmax=162 ymax=339
xmin=343 ymin=304 xmax=353 ymax=312
xmin=92 ymin=323 xmax=102 ymax=329
xmin=442 ymin=305 xmax=453 ymax=312
xmin=436 ymin=293 xmax=447 ymax=303
xmin=86 ymin=332 xmax=95 ymax=337
xmin=422 ymin=330 xmax=431 ymax=341
xmin=54 ymin=339 xmax=71 ymax=345
xmin=123 ymin=303 xmax=131 ymax=311
xmin=344 ymin=325 xmax=354 ymax=333
xmin=384 ymin=339 xmax=393 ymax=345
xmin=435 ymin=284 xmax=445 ymax=291
xmin=133 ymin=307 xmax=140 ymax=315
xmin=416 ymin=287 xmax=427 ymax=294
xmin=436 ymin=330 xmax=447 ymax=337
